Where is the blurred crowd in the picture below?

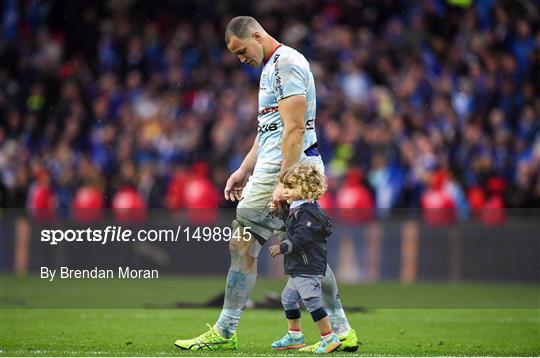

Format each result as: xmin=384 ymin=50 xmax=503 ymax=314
xmin=1 ymin=0 xmax=539 ymax=216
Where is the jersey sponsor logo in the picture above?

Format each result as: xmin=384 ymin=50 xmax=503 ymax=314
xmin=306 ymin=118 xmax=315 ymax=130
xmin=258 ymin=122 xmax=278 ymax=133
xmin=274 ymin=56 xmax=284 ymax=99
xmin=258 ymin=106 xmax=279 ymax=116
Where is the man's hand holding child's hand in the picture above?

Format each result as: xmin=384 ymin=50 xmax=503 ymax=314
xmin=269 ymin=245 xmax=282 ymax=257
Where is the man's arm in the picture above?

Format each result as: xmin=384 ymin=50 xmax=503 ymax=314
xmin=224 ymin=134 xmax=258 ymax=201
xmin=239 ymin=133 xmax=259 ymax=175
xmin=269 ymin=95 xmax=306 ymax=213
xmin=279 ymin=95 xmax=306 ymax=174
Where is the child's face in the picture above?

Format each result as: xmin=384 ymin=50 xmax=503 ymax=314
xmin=283 ymin=186 xmax=303 ymax=204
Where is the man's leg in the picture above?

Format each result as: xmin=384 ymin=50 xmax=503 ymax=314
xmin=175 ymin=171 xmax=280 ymax=350
xmin=214 ymin=220 xmax=259 ymax=338
xmin=214 ymin=171 xmax=281 ymax=339
xmin=174 ymin=220 xmax=262 ymax=350
xmin=320 ymin=264 xmax=351 ymax=336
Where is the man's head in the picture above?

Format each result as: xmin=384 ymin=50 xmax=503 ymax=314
xmin=225 ymin=16 xmax=266 ymax=67
xmin=280 ymin=164 xmax=327 ymax=204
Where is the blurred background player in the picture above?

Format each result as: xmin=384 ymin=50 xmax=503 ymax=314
xmin=269 ymin=163 xmax=342 ymax=354
xmin=174 ymin=16 xmax=358 ymax=351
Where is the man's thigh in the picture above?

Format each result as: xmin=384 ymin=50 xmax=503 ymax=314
xmin=236 ymin=170 xmax=283 ymax=243
xmin=235 ymin=156 xmax=324 ymax=244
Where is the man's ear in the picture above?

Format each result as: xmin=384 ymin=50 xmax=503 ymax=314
xmin=252 ymin=31 xmax=262 ymax=43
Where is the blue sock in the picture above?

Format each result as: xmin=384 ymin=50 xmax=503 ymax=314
xmin=321 ymin=265 xmax=351 ymax=336
xmin=215 ymin=269 xmax=257 ymax=338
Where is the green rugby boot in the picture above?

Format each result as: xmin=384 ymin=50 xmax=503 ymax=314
xmin=299 ymin=328 xmax=359 ymax=352
xmin=174 ymin=324 xmax=237 ymax=351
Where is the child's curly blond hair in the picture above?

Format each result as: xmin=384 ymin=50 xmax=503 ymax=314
xmin=280 ymin=163 xmax=327 ymax=201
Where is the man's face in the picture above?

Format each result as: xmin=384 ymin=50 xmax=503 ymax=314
xmin=227 ymin=34 xmax=264 ymax=67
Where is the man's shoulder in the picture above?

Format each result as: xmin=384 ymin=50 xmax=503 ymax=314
xmin=277 ymin=45 xmax=300 ymax=57
xmin=272 ymin=45 xmax=306 ymax=67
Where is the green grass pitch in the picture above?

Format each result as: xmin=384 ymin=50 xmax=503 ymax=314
xmin=1 ymin=276 xmax=539 ymax=356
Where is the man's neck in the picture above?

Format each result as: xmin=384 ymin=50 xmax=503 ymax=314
xmin=262 ymin=36 xmax=281 ymax=62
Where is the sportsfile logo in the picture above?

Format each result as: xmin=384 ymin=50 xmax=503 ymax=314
xmin=40 ymin=226 xmax=252 ymax=245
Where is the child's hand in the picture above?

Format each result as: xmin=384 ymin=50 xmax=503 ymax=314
xmin=269 ymin=245 xmax=282 ymax=257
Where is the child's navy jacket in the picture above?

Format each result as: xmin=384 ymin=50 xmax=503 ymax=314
xmin=279 ymin=201 xmax=333 ymax=276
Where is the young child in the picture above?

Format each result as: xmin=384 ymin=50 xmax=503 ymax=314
xmin=268 ymin=163 xmax=342 ymax=353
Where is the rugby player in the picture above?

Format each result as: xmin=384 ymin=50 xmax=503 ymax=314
xmin=174 ymin=16 xmax=359 ymax=352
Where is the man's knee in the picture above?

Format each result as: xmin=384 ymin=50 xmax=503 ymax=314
xmin=228 ymin=235 xmax=244 ymax=256
xmin=229 ymin=220 xmax=248 ymax=250
xmin=228 ymin=236 xmax=255 ymax=261
xmin=228 ymin=220 xmax=259 ymax=271
xmin=229 ymin=220 xmax=261 ymax=257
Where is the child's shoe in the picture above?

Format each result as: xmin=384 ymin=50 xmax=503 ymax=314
xmin=315 ymin=332 xmax=342 ymax=353
xmin=271 ymin=332 xmax=306 ymax=350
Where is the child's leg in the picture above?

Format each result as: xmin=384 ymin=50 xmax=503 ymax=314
xmin=303 ymin=294 xmax=342 ymax=352
xmin=271 ymin=278 xmax=306 ymax=350
xmin=281 ymin=277 xmax=302 ymax=327
xmin=314 ymin=314 xmax=332 ymax=336
xmin=299 ymin=276 xmax=341 ymax=344
xmin=282 ymin=282 xmax=303 ymax=338
xmin=287 ymin=318 xmax=301 ymax=331
xmin=303 ymin=295 xmax=331 ymax=335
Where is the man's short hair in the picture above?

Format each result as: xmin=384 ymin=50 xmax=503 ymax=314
xmin=225 ymin=16 xmax=263 ymax=44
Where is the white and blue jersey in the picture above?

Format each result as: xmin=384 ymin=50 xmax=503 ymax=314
xmin=237 ymin=44 xmax=323 ymax=242
xmin=254 ymin=44 xmax=318 ymax=174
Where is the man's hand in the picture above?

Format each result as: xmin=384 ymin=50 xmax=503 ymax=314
xmin=224 ymin=168 xmax=250 ymax=202
xmin=270 ymin=182 xmax=286 ymax=216
xmin=269 ymin=245 xmax=282 ymax=257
